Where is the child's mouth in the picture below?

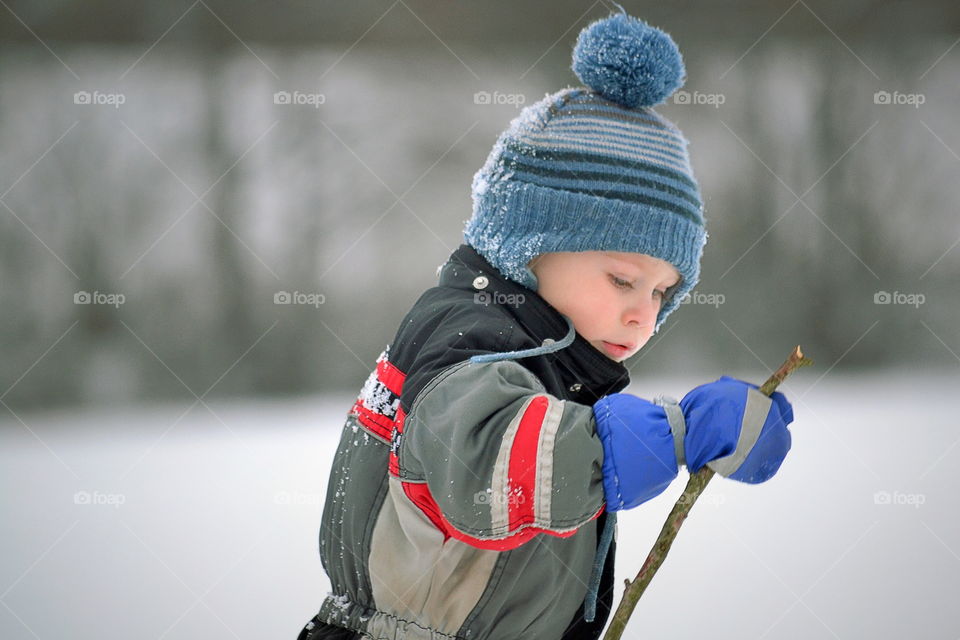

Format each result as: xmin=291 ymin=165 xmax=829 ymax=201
xmin=601 ymin=341 xmax=631 ymax=359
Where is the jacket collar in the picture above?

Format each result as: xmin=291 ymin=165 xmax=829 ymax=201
xmin=438 ymin=244 xmax=630 ymax=400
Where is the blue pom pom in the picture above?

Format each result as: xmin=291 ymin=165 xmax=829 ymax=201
xmin=571 ymin=13 xmax=685 ymax=109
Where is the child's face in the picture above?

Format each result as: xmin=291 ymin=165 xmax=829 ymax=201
xmin=528 ymin=251 xmax=681 ymax=362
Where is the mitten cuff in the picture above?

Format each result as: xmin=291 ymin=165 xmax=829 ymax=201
xmin=593 ymin=394 xmax=678 ymax=511
xmin=653 ymin=394 xmax=686 ymax=468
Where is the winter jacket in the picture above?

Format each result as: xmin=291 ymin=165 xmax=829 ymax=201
xmin=308 ymin=244 xmax=632 ymax=640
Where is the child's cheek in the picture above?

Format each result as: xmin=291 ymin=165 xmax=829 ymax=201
xmin=595 ymin=286 xmax=617 ymax=315
xmin=584 ymin=290 xmax=614 ymax=332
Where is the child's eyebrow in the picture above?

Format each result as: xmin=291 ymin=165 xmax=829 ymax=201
xmin=603 ymin=253 xmax=679 ymax=286
xmin=602 ymin=253 xmax=638 ymax=270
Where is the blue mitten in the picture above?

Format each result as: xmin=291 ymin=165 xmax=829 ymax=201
xmin=593 ymin=376 xmax=795 ymax=511
xmin=680 ymin=375 xmax=794 ymax=483
xmin=592 ymin=394 xmax=680 ymax=511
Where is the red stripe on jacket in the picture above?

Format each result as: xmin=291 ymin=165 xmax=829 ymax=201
xmin=376 ymin=356 xmax=405 ymax=396
xmin=401 ymin=481 xmax=603 ymax=551
xmin=388 ymin=406 xmax=406 ymax=477
xmin=350 ymin=354 xmax=407 ymax=442
xmin=507 ymin=395 xmax=548 ymax=530
xmin=399 ymin=395 xmax=601 ymax=550
xmin=351 ymin=403 xmax=394 ymax=441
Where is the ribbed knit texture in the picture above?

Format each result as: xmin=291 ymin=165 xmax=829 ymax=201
xmin=465 ymin=89 xmax=706 ymax=330
xmin=464 ymin=12 xmax=707 ymax=331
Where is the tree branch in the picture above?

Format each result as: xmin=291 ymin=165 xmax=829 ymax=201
xmin=603 ymin=346 xmax=813 ymax=640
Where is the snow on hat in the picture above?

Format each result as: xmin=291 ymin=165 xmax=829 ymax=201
xmin=464 ymin=10 xmax=707 ymax=330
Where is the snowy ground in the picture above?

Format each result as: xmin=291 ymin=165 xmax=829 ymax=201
xmin=1 ymin=370 xmax=958 ymax=639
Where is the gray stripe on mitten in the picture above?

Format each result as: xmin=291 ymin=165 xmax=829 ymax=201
xmin=654 ymin=395 xmax=686 ymax=468
xmin=706 ymin=389 xmax=773 ymax=477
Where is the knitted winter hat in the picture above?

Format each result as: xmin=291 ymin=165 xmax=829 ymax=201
xmin=464 ymin=10 xmax=707 ymax=331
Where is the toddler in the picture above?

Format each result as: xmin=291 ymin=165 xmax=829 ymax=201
xmin=298 ymin=11 xmax=794 ymax=640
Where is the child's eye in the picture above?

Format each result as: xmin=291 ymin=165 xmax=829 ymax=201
xmin=656 ymin=285 xmax=679 ymax=307
xmin=609 ymin=274 xmax=632 ymax=289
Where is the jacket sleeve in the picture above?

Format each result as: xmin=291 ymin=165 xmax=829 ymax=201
xmin=396 ymin=357 xmax=605 ymax=551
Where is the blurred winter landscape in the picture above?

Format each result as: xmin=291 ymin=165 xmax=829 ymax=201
xmin=1 ymin=1 xmax=959 ymax=638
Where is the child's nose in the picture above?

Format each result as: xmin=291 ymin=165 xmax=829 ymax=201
xmin=622 ymin=297 xmax=659 ymax=329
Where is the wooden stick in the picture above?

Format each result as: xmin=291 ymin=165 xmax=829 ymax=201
xmin=602 ymin=346 xmax=813 ymax=640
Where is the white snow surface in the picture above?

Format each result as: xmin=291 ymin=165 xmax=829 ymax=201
xmin=1 ymin=369 xmax=958 ymax=639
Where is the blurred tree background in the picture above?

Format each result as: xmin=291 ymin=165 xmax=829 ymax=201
xmin=2 ymin=0 xmax=958 ymax=409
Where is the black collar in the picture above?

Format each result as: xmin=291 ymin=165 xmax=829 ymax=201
xmin=438 ymin=244 xmax=630 ymax=400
